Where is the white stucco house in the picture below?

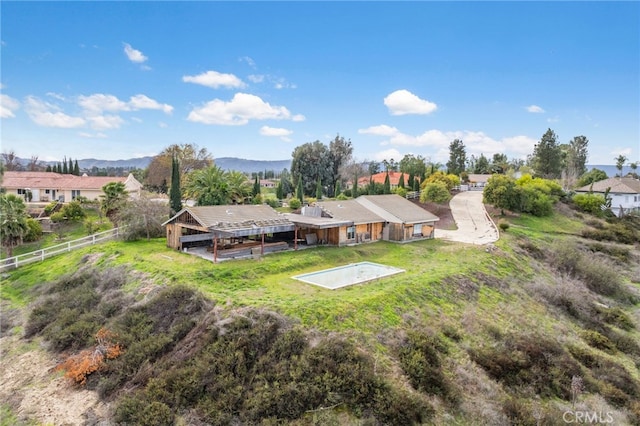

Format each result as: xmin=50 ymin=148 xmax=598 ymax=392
xmin=575 ymin=177 xmax=640 ymax=217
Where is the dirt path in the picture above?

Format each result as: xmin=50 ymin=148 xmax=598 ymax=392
xmin=435 ymin=191 xmax=499 ymax=245
xmin=0 ymin=323 xmax=109 ymax=425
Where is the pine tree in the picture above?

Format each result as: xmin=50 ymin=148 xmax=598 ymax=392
xmin=446 ymin=139 xmax=467 ymax=175
xmin=68 ymin=158 xmax=74 ymax=174
xmin=62 ymin=157 xmax=68 ymax=174
xmin=74 ymin=160 xmax=80 ymax=176
xmin=532 ymin=128 xmax=562 ymax=179
xmin=169 ymin=156 xmax=182 ymax=215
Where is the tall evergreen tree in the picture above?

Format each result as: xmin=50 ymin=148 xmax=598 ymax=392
xmin=532 ymin=128 xmax=562 ymax=179
xmin=296 ymin=176 xmax=304 ymax=203
xmin=252 ymin=175 xmax=261 ymax=197
xmin=46 ymin=165 xmax=52 ymax=172
xmin=352 ymin=171 xmax=358 ymax=198
xmin=73 ymin=160 xmax=80 ymax=176
xmin=615 ymin=154 xmax=628 ymax=178
xmin=383 ymin=172 xmax=391 ymax=194
xmin=68 ymin=158 xmax=74 ymax=174
xmin=398 ymin=173 xmax=405 ymax=189
xmin=62 ymin=157 xmax=68 ymax=174
xmin=335 ymin=179 xmax=342 ymax=196
xmin=446 ymin=139 xmax=467 ymax=175
xmin=316 ymin=178 xmax=323 ymax=199
xmin=169 ymin=156 xmax=182 ymax=215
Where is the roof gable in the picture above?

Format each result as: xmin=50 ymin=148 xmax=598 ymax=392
xmin=356 ymin=194 xmax=439 ymax=224
xmin=315 ymin=199 xmax=386 ymax=224
xmin=576 ymin=177 xmax=640 ymax=194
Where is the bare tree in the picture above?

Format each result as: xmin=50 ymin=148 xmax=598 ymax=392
xmin=1 ymin=150 xmax=22 ymax=171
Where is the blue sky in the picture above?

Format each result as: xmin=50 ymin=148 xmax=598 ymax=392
xmin=1 ymin=1 xmax=638 ymax=166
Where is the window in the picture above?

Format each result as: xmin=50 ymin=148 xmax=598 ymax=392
xmin=347 ymin=226 xmax=355 ymax=240
xmin=45 ymin=189 xmax=50 ymax=194
xmin=414 ymin=223 xmax=423 ymax=236
xmin=72 ymin=190 xmax=81 ymax=199
xmin=17 ymin=188 xmax=26 ymax=195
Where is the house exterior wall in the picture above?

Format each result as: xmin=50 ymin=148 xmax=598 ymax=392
xmin=610 ymin=193 xmax=640 ymax=216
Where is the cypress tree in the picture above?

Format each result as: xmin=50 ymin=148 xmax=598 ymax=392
xmin=296 ymin=176 xmax=304 ymax=203
xmin=353 ymin=171 xmax=358 ymax=198
xmin=398 ymin=173 xmax=405 ymax=189
xmin=335 ymin=180 xmax=342 ymax=197
xmin=74 ymin=160 xmax=80 ymax=176
xmin=253 ymin=175 xmax=260 ymax=197
xmin=62 ymin=157 xmax=68 ymax=174
xmin=383 ymin=172 xmax=391 ymax=194
xmin=169 ymin=156 xmax=182 ymax=215
xmin=316 ymin=178 xmax=323 ymax=199
xmin=46 ymin=165 xmax=52 ymax=172
xmin=68 ymin=158 xmax=74 ymax=174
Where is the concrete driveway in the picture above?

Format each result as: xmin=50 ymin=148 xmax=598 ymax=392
xmin=435 ymin=191 xmax=499 ymax=245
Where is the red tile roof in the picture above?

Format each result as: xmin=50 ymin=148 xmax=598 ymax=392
xmin=2 ymin=171 xmax=128 ymax=190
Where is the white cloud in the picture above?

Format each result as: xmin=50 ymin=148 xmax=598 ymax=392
xmin=248 ymin=74 xmax=264 ymax=83
xmin=78 ymin=94 xmax=129 ymax=113
xmin=358 ymin=124 xmax=399 ymax=137
xmin=292 ymin=114 xmax=306 ymax=122
xmin=260 ymin=126 xmax=292 ymax=137
xmin=273 ymin=77 xmax=296 ymax=90
xmin=239 ymin=56 xmax=256 ymax=68
xmin=612 ymin=147 xmax=633 ymax=157
xmin=0 ymin=94 xmax=20 ymax=118
xmin=182 ymin=71 xmax=246 ymax=89
xmin=123 ymin=42 xmax=148 ymax=64
xmin=158 ymin=121 xmax=168 ymax=128
xmin=384 ymin=89 xmax=437 ymax=115
xmin=129 ymin=94 xmax=173 ymax=114
xmin=187 ymin=93 xmax=298 ymax=125
xmin=373 ymin=148 xmax=403 ymax=162
xmin=86 ymin=114 xmax=125 ymax=130
xmin=131 ymin=117 xmax=143 ymax=123
xmin=526 ymin=105 xmax=545 ymax=113
xmin=365 ymin=126 xmax=537 ymax=162
xmin=78 ymin=132 xmax=107 ymax=139
xmin=24 ymin=96 xmax=85 ymax=128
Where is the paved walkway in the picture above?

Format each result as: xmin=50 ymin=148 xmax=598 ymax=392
xmin=435 ymin=191 xmax=499 ymax=245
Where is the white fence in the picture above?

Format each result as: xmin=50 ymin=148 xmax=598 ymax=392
xmin=1 ymin=228 xmax=121 ymax=272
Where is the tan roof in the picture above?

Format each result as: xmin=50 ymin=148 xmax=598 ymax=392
xmin=315 ymin=199 xmax=386 ymax=225
xmin=576 ymin=177 xmax=640 ymax=194
xmin=467 ymin=174 xmax=492 ymax=183
xmin=356 ymin=194 xmax=439 ymax=224
xmin=2 ymin=171 xmax=129 ymax=190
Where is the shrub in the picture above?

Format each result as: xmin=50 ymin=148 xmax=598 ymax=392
xmin=24 ymin=218 xmax=43 ymax=242
xmin=50 ymin=211 xmax=65 ymax=222
xmin=288 ymin=198 xmax=301 ymax=210
xmin=61 ymin=201 xmax=86 ymax=221
xmin=265 ymin=197 xmax=280 ymax=208
xmin=498 ymin=220 xmax=510 ymax=232
xmin=44 ymin=201 xmax=58 ymax=215
xmin=581 ymin=330 xmax=616 ymax=354
xmin=573 ymin=193 xmax=606 ymax=216
xmin=420 ymin=182 xmax=451 ymax=204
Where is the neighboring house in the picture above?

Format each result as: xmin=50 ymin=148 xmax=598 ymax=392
xmin=575 ymin=177 xmax=640 ymax=217
xmin=356 ymin=171 xmax=412 ymax=190
xmin=260 ymin=179 xmax=277 ymax=188
xmin=1 ymin=171 xmax=142 ymax=202
xmin=467 ymin=174 xmax=492 ymax=189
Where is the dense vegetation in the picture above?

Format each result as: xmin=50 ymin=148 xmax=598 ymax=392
xmin=1 ymin=204 xmax=639 ymax=425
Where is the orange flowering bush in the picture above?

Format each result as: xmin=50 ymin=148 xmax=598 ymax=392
xmin=56 ymin=327 xmax=123 ymax=385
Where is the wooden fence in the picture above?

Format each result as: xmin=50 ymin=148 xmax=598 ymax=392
xmin=1 ymin=228 xmax=120 ymax=272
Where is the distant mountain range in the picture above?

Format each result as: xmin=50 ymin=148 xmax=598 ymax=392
xmin=18 ymin=157 xmax=292 ymax=174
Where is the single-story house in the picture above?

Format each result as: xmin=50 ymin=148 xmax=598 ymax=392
xmin=355 ymin=194 xmax=439 ymax=241
xmin=575 ymin=177 xmax=640 ymax=217
xmin=1 ymin=171 xmax=142 ymax=202
xmin=467 ymin=174 xmax=492 ymax=189
xmin=287 ymin=194 xmax=439 ymax=246
xmin=163 ymin=204 xmax=296 ymax=260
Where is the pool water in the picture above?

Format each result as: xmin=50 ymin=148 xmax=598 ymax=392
xmin=292 ymin=261 xmax=405 ymax=290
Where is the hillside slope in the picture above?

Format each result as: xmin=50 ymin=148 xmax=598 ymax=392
xmin=1 ymin=206 xmax=639 ymax=425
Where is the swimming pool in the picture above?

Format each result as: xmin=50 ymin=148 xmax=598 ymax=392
xmin=292 ymin=261 xmax=405 ymax=290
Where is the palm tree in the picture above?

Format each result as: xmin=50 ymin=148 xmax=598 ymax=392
xmin=0 ymin=194 xmax=29 ymax=257
xmin=629 ymin=161 xmax=638 ymax=178
xmin=100 ymin=182 xmax=128 ymax=223
xmin=226 ymin=171 xmax=251 ymax=204
xmin=184 ymin=165 xmax=229 ymax=206
xmin=615 ymin=155 xmax=628 ymax=178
